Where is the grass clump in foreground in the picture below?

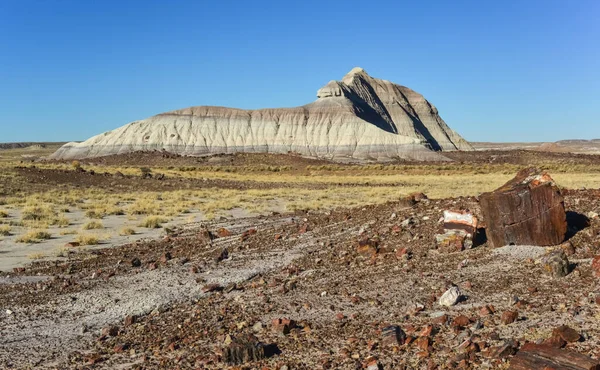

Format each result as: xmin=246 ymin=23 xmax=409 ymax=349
xmin=16 ymin=230 xmax=52 ymax=243
xmin=75 ymin=233 xmax=100 ymax=246
xmin=119 ymin=227 xmax=136 ymax=236
xmin=0 ymin=225 xmax=11 ymax=236
xmin=82 ymin=221 xmax=103 ymax=230
xmin=0 ymin=210 xmax=8 ymax=218
xmin=139 ymin=216 xmax=168 ymax=228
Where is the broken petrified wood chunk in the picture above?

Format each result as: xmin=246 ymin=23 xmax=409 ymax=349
xmin=508 ymin=343 xmax=600 ymax=370
xmin=480 ymin=168 xmax=567 ymax=247
xmin=381 ymin=325 xmax=406 ymax=346
xmin=223 ymin=333 xmax=266 ymax=364
xmin=435 ymin=210 xmax=479 ymax=251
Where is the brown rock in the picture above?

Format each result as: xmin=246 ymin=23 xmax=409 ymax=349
xmin=64 ymin=242 xmax=80 ymax=248
xmin=552 ymin=325 xmax=581 ymax=343
xmin=223 ymin=333 xmax=266 ymax=365
xmin=357 ymin=238 xmax=378 ymax=257
xmin=542 ymin=250 xmax=570 ymax=277
xmin=381 ymin=325 xmax=406 ymax=346
xmin=543 ymin=335 xmax=567 ymax=349
xmin=452 ymin=315 xmax=471 ymax=328
xmin=508 ymin=343 xmax=599 ymax=370
xmin=480 ymin=168 xmax=567 ymax=247
xmin=101 ymin=326 xmax=119 ymax=337
xmin=216 ymin=227 xmax=232 ymax=237
xmin=501 ymin=310 xmax=518 ymax=325
xmin=415 ymin=336 xmax=430 ymax=351
xmin=271 ymin=318 xmax=296 ymax=335
xmin=124 ymin=315 xmax=136 ymax=327
xmin=591 ymin=255 xmax=600 ymax=277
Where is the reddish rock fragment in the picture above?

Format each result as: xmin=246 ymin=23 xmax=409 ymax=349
xmin=591 ymin=255 xmax=600 ymax=277
xmin=271 ymin=318 xmax=296 ymax=335
xmin=357 ymin=238 xmax=378 ymax=257
xmin=452 ymin=315 xmax=471 ymax=328
xmin=216 ymin=227 xmax=232 ymax=237
xmin=501 ymin=310 xmax=518 ymax=325
xmin=480 ymin=168 xmax=567 ymax=247
xmin=552 ymin=326 xmax=581 ymax=343
xmin=509 ymin=343 xmax=600 ymax=370
xmin=64 ymin=242 xmax=80 ymax=248
xmin=381 ymin=325 xmax=406 ymax=346
xmin=544 ymin=335 xmax=567 ymax=349
xmin=415 ymin=336 xmax=430 ymax=351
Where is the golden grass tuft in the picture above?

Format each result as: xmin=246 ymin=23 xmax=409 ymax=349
xmin=16 ymin=230 xmax=52 ymax=243
xmin=139 ymin=216 xmax=168 ymax=228
xmin=0 ymin=225 xmax=11 ymax=236
xmin=0 ymin=210 xmax=8 ymax=218
xmin=82 ymin=220 xmax=104 ymax=230
xmin=119 ymin=227 xmax=136 ymax=236
xmin=75 ymin=233 xmax=100 ymax=246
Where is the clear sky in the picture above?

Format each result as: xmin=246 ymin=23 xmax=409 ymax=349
xmin=0 ymin=0 xmax=598 ymax=143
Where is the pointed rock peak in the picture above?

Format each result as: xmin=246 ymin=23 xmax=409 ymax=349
xmin=347 ymin=67 xmax=367 ymax=76
xmin=342 ymin=67 xmax=369 ymax=84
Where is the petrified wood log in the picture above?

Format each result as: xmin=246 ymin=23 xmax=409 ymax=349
xmin=480 ymin=168 xmax=567 ymax=247
xmin=509 ymin=343 xmax=600 ymax=370
xmin=223 ymin=333 xmax=265 ymax=364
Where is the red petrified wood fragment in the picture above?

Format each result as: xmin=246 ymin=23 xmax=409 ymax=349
xmin=480 ymin=168 xmax=567 ymax=247
xmin=509 ymin=343 xmax=600 ymax=370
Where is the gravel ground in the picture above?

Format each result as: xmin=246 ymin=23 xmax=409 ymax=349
xmin=1 ymin=190 xmax=600 ymax=369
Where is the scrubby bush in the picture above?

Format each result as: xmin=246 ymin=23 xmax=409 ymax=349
xmin=139 ymin=216 xmax=167 ymax=228
xmin=82 ymin=221 xmax=103 ymax=230
xmin=16 ymin=230 xmax=52 ymax=243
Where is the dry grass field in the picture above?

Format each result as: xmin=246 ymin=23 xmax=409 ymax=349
xmin=3 ymin=146 xmax=600 ymax=369
xmin=1 ymin=146 xmax=600 ymax=267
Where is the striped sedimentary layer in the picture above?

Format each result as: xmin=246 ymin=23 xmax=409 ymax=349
xmin=51 ymin=67 xmax=472 ymax=161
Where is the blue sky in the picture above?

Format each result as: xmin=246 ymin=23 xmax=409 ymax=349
xmin=0 ymin=0 xmax=598 ymax=143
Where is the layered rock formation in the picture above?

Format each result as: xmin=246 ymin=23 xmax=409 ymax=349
xmin=51 ymin=67 xmax=472 ymax=161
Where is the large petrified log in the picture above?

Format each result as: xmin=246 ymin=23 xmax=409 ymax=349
xmin=509 ymin=343 xmax=600 ymax=370
xmin=480 ymin=168 xmax=567 ymax=247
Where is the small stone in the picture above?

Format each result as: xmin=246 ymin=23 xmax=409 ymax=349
xmin=357 ymin=238 xmax=378 ymax=257
xmin=252 ymin=322 xmax=264 ymax=332
xmin=415 ymin=336 xmax=430 ymax=351
xmin=591 ymin=255 xmax=600 ymax=277
xmin=160 ymin=252 xmax=172 ymax=263
xmin=439 ymin=286 xmax=461 ymax=306
xmin=552 ymin=325 xmax=581 ymax=343
xmin=124 ymin=315 xmax=136 ymax=326
xmin=501 ymin=310 xmax=518 ymax=325
xmin=5 ymin=309 xmax=13 ymax=315
xmin=101 ymin=326 xmax=119 ymax=337
xmin=542 ymin=250 xmax=569 ymax=277
xmin=202 ymin=283 xmax=222 ymax=293
xmin=130 ymin=258 xmax=141 ymax=267
xmin=272 ymin=318 xmax=296 ymax=335
xmin=452 ymin=315 xmax=470 ymax=328
xmin=381 ymin=325 xmax=406 ymax=346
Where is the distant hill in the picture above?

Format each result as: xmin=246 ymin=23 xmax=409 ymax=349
xmin=472 ymin=139 xmax=600 ymax=154
xmin=0 ymin=142 xmax=67 ymax=150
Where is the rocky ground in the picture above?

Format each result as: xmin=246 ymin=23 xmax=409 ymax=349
xmin=1 ymin=187 xmax=600 ymax=369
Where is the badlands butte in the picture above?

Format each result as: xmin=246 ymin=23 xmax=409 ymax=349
xmin=51 ymin=67 xmax=472 ymax=162
xmin=3 ymin=69 xmax=600 ymax=370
